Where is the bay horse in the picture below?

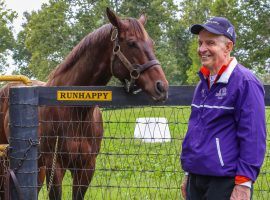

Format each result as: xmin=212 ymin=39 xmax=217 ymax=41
xmin=0 ymin=7 xmax=168 ymax=200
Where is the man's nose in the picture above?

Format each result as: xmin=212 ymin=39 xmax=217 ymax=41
xmin=199 ymin=43 xmax=207 ymax=53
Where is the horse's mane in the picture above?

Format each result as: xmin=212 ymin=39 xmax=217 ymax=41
xmin=48 ymin=18 xmax=148 ymax=81
xmin=48 ymin=24 xmax=112 ymax=80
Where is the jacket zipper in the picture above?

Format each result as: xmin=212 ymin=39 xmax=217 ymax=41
xmin=215 ymin=138 xmax=224 ymax=167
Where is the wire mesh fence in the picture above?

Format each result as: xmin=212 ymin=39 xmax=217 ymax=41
xmin=0 ymin=147 xmax=9 ymax=200
xmin=0 ymin=86 xmax=269 ymax=200
xmin=37 ymin=106 xmax=188 ymax=199
xmin=36 ymin=105 xmax=270 ymax=200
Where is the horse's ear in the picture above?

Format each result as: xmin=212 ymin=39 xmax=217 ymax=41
xmin=106 ymin=7 xmax=123 ymax=29
xmin=138 ymin=14 xmax=147 ymax=26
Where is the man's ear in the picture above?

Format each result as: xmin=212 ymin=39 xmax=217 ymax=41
xmin=225 ymin=40 xmax=234 ymax=54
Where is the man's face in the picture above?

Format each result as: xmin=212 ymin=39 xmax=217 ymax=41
xmin=197 ymin=29 xmax=231 ymax=71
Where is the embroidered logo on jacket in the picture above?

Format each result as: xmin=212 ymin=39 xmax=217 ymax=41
xmin=215 ymin=87 xmax=227 ymax=99
xmin=201 ymin=89 xmax=206 ymax=98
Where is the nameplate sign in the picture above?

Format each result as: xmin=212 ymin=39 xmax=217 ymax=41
xmin=57 ymin=91 xmax=112 ymax=101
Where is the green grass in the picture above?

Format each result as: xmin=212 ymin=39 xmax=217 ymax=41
xmin=38 ymin=106 xmax=270 ymax=200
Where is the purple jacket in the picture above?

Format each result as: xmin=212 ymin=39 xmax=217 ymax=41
xmin=181 ymin=58 xmax=266 ymax=181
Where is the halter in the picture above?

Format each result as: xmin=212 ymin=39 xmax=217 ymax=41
xmin=110 ymin=27 xmax=161 ymax=93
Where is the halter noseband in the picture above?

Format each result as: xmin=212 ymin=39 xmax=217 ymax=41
xmin=110 ymin=27 xmax=160 ymax=93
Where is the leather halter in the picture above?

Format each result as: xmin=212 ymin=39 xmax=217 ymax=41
xmin=110 ymin=27 xmax=160 ymax=93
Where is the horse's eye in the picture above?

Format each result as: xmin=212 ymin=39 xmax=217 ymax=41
xmin=127 ymin=41 xmax=137 ymax=48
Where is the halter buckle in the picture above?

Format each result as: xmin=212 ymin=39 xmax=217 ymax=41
xmin=113 ymin=45 xmax=120 ymax=54
xmin=130 ymin=68 xmax=140 ymax=79
xmin=111 ymin=28 xmax=118 ymax=41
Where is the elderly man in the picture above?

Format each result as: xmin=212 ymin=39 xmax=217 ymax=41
xmin=180 ymin=17 xmax=266 ymax=200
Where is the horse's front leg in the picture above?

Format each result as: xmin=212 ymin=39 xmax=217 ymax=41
xmin=71 ymin=106 xmax=103 ymax=200
xmin=71 ymin=142 xmax=102 ymax=200
xmin=46 ymin=161 xmax=66 ymax=200
xmin=38 ymin=166 xmax=46 ymax=193
xmin=71 ymin=162 xmax=96 ymax=200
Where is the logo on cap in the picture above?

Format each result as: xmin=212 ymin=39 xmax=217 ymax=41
xmin=227 ymin=27 xmax=234 ymax=37
xmin=207 ymin=20 xmax=219 ymax=25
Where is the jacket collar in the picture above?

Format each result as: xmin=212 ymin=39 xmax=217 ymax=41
xmin=198 ymin=57 xmax=237 ymax=84
xmin=217 ymin=57 xmax=237 ymax=83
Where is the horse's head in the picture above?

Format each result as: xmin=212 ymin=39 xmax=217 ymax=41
xmin=106 ymin=8 xmax=168 ymax=102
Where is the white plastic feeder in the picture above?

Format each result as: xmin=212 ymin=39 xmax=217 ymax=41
xmin=134 ymin=117 xmax=171 ymax=143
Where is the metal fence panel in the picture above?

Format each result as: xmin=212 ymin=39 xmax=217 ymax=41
xmin=1 ymin=85 xmax=269 ymax=199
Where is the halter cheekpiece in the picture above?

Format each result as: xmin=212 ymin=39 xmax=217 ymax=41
xmin=110 ymin=27 xmax=161 ymax=93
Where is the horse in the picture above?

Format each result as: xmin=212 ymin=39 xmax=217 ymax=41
xmin=0 ymin=7 xmax=168 ymax=200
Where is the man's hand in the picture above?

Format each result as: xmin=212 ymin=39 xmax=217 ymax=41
xmin=230 ymin=185 xmax=251 ymax=200
xmin=181 ymin=175 xmax=188 ymax=199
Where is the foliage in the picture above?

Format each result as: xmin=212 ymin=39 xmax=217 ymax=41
xmin=180 ymin=0 xmax=270 ymax=84
xmin=23 ymin=1 xmax=71 ymax=80
xmin=186 ymin=38 xmax=200 ymax=85
xmin=232 ymin=0 xmax=270 ymax=74
xmin=0 ymin=0 xmax=17 ymax=72
xmin=3 ymin=0 xmax=270 ymax=84
xmin=167 ymin=23 xmax=192 ymax=84
xmin=12 ymin=12 xmax=33 ymax=77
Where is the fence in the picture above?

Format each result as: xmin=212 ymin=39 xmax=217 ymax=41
xmin=1 ymin=85 xmax=270 ymax=199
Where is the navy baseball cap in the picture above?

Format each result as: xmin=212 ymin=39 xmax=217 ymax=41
xmin=190 ymin=17 xmax=236 ymax=44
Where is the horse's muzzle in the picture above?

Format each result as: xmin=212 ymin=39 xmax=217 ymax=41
xmin=153 ymin=80 xmax=168 ymax=102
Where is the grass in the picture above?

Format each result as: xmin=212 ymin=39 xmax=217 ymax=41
xmin=38 ymin=106 xmax=270 ymax=200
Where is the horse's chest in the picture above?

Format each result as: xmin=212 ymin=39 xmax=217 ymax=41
xmin=62 ymin=140 xmax=92 ymax=163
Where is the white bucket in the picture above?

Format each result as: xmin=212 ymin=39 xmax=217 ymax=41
xmin=134 ymin=117 xmax=171 ymax=143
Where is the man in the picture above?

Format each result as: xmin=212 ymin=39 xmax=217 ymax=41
xmin=180 ymin=17 xmax=266 ymax=200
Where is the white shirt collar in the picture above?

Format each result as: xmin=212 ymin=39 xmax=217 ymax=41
xmin=217 ymin=57 xmax=238 ymax=84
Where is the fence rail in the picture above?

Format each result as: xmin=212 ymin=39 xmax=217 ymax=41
xmin=34 ymin=85 xmax=270 ymax=106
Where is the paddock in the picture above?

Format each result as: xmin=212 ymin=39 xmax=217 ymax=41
xmin=0 ymin=85 xmax=269 ymax=200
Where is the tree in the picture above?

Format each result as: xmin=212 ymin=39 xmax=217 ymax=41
xmin=12 ymin=12 xmax=33 ymax=77
xmin=15 ymin=0 xmax=181 ymax=83
xmin=231 ymin=0 xmax=270 ymax=75
xmin=178 ymin=0 xmax=213 ymax=84
xmin=15 ymin=0 xmax=114 ymax=80
xmin=181 ymin=0 xmax=270 ymax=84
xmin=23 ymin=0 xmax=72 ymax=80
xmin=11 ymin=0 xmax=270 ymax=84
xmin=0 ymin=0 xmax=17 ymax=72
xmin=186 ymin=38 xmax=200 ymax=84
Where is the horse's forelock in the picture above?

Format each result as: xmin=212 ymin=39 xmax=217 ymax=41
xmin=126 ymin=18 xmax=148 ymax=41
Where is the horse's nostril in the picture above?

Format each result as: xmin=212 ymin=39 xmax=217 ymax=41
xmin=155 ymin=80 xmax=165 ymax=95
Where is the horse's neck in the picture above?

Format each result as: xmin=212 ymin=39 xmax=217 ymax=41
xmin=47 ymin=30 xmax=113 ymax=86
